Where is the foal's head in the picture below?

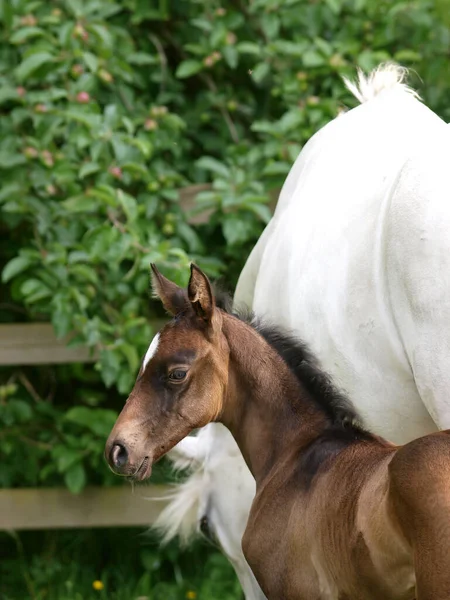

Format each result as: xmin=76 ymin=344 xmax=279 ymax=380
xmin=105 ymin=264 xmax=230 ymax=480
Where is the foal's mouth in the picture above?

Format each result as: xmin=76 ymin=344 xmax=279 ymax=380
xmin=131 ymin=456 xmax=152 ymax=481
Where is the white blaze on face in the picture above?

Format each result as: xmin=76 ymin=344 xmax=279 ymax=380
xmin=142 ymin=332 xmax=160 ymax=371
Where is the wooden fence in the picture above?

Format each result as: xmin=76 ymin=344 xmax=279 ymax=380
xmin=0 ymin=319 xmax=170 ymax=531
xmin=0 ymin=183 xmax=279 ymax=530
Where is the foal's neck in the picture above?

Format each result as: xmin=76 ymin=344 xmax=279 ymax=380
xmin=220 ymin=313 xmax=327 ymax=483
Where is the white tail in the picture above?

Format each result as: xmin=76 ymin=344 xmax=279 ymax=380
xmin=152 ymin=423 xmax=237 ymax=544
xmin=153 ymin=470 xmax=207 ymax=545
xmin=343 ymin=63 xmax=421 ymax=104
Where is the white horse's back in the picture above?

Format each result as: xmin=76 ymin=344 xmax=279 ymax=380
xmin=154 ymin=65 xmax=450 ymax=598
xmin=239 ymin=65 xmax=449 ymax=443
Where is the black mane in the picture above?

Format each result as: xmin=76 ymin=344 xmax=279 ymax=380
xmin=215 ymin=288 xmax=368 ymax=438
xmin=254 ymin=321 xmax=365 ymax=433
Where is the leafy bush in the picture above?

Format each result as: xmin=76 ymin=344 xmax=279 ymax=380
xmin=1 ymin=0 xmax=450 ymax=494
xmin=1 ymin=528 xmax=243 ymax=599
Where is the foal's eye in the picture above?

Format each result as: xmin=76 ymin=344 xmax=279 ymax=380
xmin=168 ymin=369 xmax=187 ymax=382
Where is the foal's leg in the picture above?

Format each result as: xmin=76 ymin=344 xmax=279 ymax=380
xmin=388 ymin=432 xmax=450 ymax=600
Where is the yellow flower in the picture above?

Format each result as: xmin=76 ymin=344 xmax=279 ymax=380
xmin=186 ymin=592 xmax=197 ymax=599
xmin=92 ymin=580 xmax=104 ymax=591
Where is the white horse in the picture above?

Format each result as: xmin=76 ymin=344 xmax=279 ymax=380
xmin=153 ymin=64 xmax=450 ymax=599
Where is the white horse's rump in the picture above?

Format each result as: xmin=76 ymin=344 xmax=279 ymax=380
xmin=153 ymin=65 xmax=450 ymax=598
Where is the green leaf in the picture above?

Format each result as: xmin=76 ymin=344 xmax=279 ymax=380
xmin=61 ymin=110 xmax=102 ymax=129
xmin=55 ymin=447 xmax=82 ymax=472
xmin=62 ymin=195 xmax=99 ymax=212
xmin=21 ymin=279 xmax=50 ymax=297
xmin=117 ymin=189 xmax=138 ymax=222
xmin=10 ymin=26 xmax=45 ymax=44
xmin=263 ymin=161 xmax=291 ymax=176
xmin=52 ymin=306 xmax=72 ymax=338
xmin=176 ymin=59 xmax=203 ymax=79
xmin=302 ymin=50 xmax=325 ymax=68
xmin=2 ymin=256 xmax=32 ymax=283
xmin=271 ymin=40 xmax=306 ymax=57
xmin=89 ymin=23 xmax=113 ymax=49
xmin=260 ymin=13 xmax=280 ymax=39
xmin=196 ymin=156 xmax=230 ymax=178
xmin=325 ymin=0 xmax=342 ymax=14
xmin=0 ymin=183 xmax=21 ymax=203
xmin=119 ymin=342 xmax=140 ymax=373
xmin=0 ymin=87 xmax=20 ymax=105
xmin=82 ymin=51 xmax=98 ymax=73
xmin=131 ymin=138 xmax=153 ymax=159
xmin=65 ymin=462 xmax=86 ymax=494
xmin=70 ymin=264 xmax=98 ymax=284
xmin=237 ymin=42 xmax=260 ymax=55
xmin=251 ymin=62 xmax=270 ymax=84
xmin=79 ymin=162 xmax=100 ymax=179
xmin=223 ymin=46 xmax=238 ymax=69
xmin=65 ymin=407 xmax=118 ymax=437
xmin=394 ymin=49 xmax=422 ymax=63
xmin=0 ymin=152 xmax=27 ymax=169
xmin=245 ymin=202 xmax=272 ymax=223
xmin=222 ymin=216 xmax=254 ymax=245
xmin=128 ymin=52 xmax=157 ymax=65
xmin=0 ymin=0 xmax=13 ymax=29
xmin=9 ymin=399 xmax=33 ymax=423
xmin=15 ymin=52 xmax=55 ymax=81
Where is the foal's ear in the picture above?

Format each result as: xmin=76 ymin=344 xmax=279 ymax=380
xmin=188 ymin=264 xmax=215 ymax=323
xmin=150 ymin=264 xmax=189 ymax=316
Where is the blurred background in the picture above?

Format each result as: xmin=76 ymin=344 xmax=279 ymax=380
xmin=1 ymin=0 xmax=450 ymax=598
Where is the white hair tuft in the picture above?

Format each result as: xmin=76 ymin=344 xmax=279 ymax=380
xmin=343 ymin=63 xmax=421 ymax=104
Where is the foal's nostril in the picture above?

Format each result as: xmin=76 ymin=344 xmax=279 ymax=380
xmin=111 ymin=443 xmax=128 ymax=469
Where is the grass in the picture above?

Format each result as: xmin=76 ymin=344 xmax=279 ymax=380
xmin=0 ymin=528 xmax=243 ymax=600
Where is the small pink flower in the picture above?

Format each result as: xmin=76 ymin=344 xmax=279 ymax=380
xmin=35 ymin=104 xmax=47 ymax=113
xmin=46 ymin=184 xmax=57 ymax=195
xmin=71 ymin=64 xmax=84 ymax=77
xmin=307 ymin=96 xmax=320 ymax=106
xmin=98 ymin=69 xmax=113 ymax=83
xmin=76 ymin=91 xmax=90 ymax=104
xmin=16 ymin=86 xmax=26 ymax=97
xmin=226 ymin=32 xmax=237 ymax=45
xmin=41 ymin=150 xmax=54 ymax=168
xmin=150 ymin=106 xmax=168 ymax=117
xmin=73 ymin=23 xmax=88 ymax=41
xmin=24 ymin=147 xmax=38 ymax=159
xmin=20 ymin=14 xmax=37 ymax=26
xmin=108 ymin=166 xmax=122 ymax=179
xmin=144 ymin=118 xmax=158 ymax=131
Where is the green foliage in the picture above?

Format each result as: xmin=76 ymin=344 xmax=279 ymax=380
xmin=0 ymin=364 xmax=176 ymax=490
xmin=1 ymin=528 xmax=243 ymax=599
xmin=1 ymin=0 xmax=450 ymax=494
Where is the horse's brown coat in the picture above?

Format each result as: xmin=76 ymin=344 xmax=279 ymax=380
xmin=106 ymin=265 xmax=450 ymax=599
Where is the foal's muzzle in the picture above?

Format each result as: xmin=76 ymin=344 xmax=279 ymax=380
xmin=105 ymin=437 xmax=152 ymax=480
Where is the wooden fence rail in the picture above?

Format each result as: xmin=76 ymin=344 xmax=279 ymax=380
xmin=0 ymin=486 xmax=171 ymax=531
xmin=0 ymin=319 xmax=171 ymax=530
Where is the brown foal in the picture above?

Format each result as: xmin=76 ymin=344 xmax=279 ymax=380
xmin=106 ymin=264 xmax=450 ymax=600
